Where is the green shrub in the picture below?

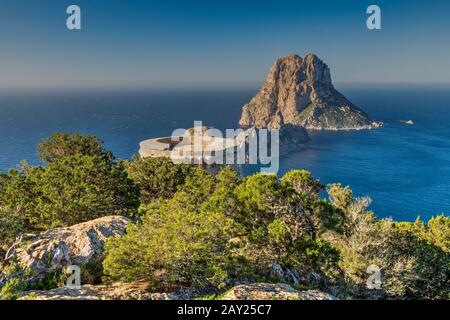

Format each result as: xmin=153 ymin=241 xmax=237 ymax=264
xmin=104 ymin=168 xmax=341 ymax=290
xmin=0 ymin=263 xmax=67 ymax=300
xmin=281 ymin=170 xmax=324 ymax=200
xmin=125 ymin=156 xmax=195 ymax=203
xmin=0 ymin=264 xmax=30 ymax=300
xmin=0 ymin=277 xmax=28 ymax=300
xmin=0 ymin=208 xmax=27 ymax=254
xmin=37 ymin=132 xmax=113 ymax=164
xmin=281 ymin=171 xmax=345 ymax=234
xmin=325 ymin=183 xmax=450 ymax=299
xmin=0 ymin=156 xmax=139 ymax=230
xmin=232 ymin=173 xmax=339 ymax=278
xmin=1 ymin=133 xmax=138 ymax=230
xmin=103 ymin=203 xmax=232 ymax=289
xmin=103 ymin=168 xmax=231 ymax=289
xmin=0 ymin=164 xmax=42 ymax=230
xmin=376 ymin=220 xmax=450 ymax=299
xmin=36 ymin=155 xmax=139 ymax=228
xmin=410 ymin=215 xmax=449 ymax=254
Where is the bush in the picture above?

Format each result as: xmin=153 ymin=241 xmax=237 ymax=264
xmin=232 ymin=173 xmax=339 ymax=278
xmin=0 ymin=277 xmax=28 ymax=300
xmin=1 ymin=133 xmax=138 ymax=230
xmin=103 ymin=170 xmax=233 ymax=289
xmin=0 ymin=208 xmax=27 ymax=255
xmin=376 ymin=219 xmax=450 ymax=299
xmin=37 ymin=132 xmax=113 ymax=164
xmin=104 ymin=168 xmax=341 ymax=290
xmin=281 ymin=170 xmax=324 ymax=200
xmin=104 ymin=204 xmax=232 ymax=289
xmin=281 ymin=171 xmax=345 ymax=234
xmin=415 ymin=215 xmax=449 ymax=254
xmin=0 ymin=156 xmax=139 ymax=230
xmin=125 ymin=156 xmax=195 ymax=203
xmin=0 ymin=164 xmax=42 ymax=230
xmin=36 ymin=155 xmax=139 ymax=228
xmin=325 ymin=183 xmax=450 ymax=299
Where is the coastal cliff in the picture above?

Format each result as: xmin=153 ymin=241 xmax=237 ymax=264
xmin=239 ymin=53 xmax=382 ymax=130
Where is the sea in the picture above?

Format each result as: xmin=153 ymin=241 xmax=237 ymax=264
xmin=0 ymin=84 xmax=449 ymax=222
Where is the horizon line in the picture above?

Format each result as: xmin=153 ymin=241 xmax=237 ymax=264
xmin=1 ymin=82 xmax=450 ymax=91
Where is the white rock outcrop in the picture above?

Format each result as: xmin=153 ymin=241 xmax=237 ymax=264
xmin=19 ymin=282 xmax=198 ymax=300
xmin=221 ymin=283 xmax=337 ymax=300
xmin=3 ymin=216 xmax=130 ymax=284
xmin=19 ymin=282 xmax=336 ymax=300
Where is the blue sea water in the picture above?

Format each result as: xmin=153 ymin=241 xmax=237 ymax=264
xmin=0 ymin=85 xmax=449 ymax=221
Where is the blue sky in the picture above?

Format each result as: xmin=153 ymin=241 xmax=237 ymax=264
xmin=0 ymin=0 xmax=449 ymax=88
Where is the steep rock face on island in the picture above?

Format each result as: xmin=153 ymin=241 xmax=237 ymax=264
xmin=239 ymin=53 xmax=382 ymax=130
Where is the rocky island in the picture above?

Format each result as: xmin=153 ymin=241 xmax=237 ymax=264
xmin=240 ymin=53 xmax=382 ymax=130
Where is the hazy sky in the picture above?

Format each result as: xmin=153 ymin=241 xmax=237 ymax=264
xmin=0 ymin=0 xmax=449 ymax=88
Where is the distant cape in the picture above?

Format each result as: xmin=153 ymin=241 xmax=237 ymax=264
xmin=239 ymin=53 xmax=382 ymax=130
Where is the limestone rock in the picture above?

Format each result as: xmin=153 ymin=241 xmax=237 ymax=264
xmin=19 ymin=282 xmax=198 ymax=300
xmin=221 ymin=283 xmax=337 ymax=300
xmin=18 ymin=282 xmax=336 ymax=300
xmin=19 ymin=282 xmax=336 ymax=300
xmin=239 ymin=53 xmax=382 ymax=130
xmin=3 ymin=216 xmax=130 ymax=284
xmin=271 ymin=263 xmax=301 ymax=285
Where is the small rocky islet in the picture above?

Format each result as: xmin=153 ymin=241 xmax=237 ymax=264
xmin=240 ymin=53 xmax=382 ymax=131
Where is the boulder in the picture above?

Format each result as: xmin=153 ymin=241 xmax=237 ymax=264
xmin=2 ymin=216 xmax=130 ymax=284
xmin=221 ymin=283 xmax=337 ymax=300
xmin=270 ymin=263 xmax=301 ymax=285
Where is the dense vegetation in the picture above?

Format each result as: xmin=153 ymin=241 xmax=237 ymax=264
xmin=1 ymin=133 xmax=449 ymax=299
xmin=104 ymin=165 xmax=449 ymax=299
xmin=0 ymin=133 xmax=139 ymax=234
